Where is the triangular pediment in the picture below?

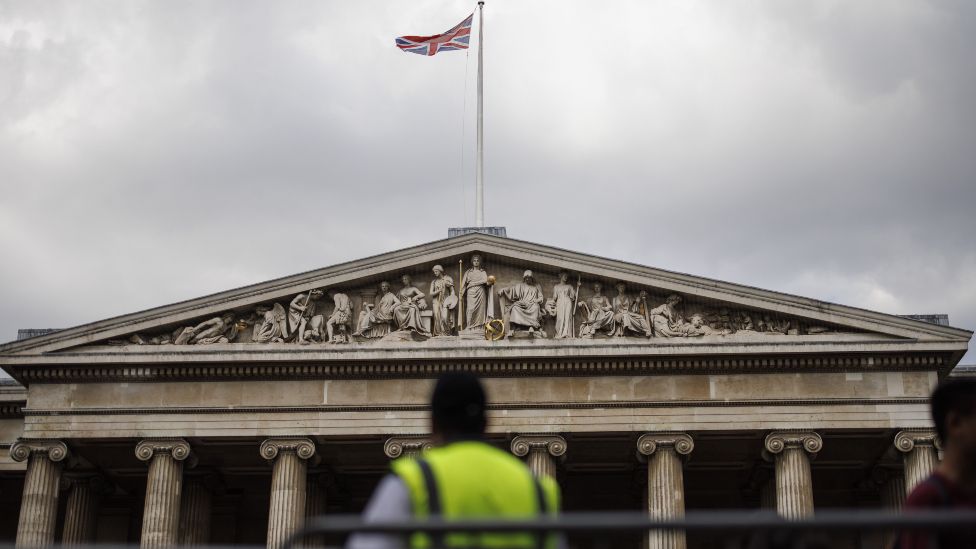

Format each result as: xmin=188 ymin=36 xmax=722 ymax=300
xmin=1 ymin=234 xmax=970 ymax=361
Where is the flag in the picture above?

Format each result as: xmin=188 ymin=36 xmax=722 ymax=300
xmin=395 ymin=13 xmax=474 ymax=56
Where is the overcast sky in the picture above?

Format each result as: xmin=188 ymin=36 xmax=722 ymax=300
xmin=1 ymin=1 xmax=974 ymax=362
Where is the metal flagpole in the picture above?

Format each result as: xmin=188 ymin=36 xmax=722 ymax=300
xmin=475 ymin=1 xmax=485 ymax=227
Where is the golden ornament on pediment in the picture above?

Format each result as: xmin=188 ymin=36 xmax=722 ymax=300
xmin=485 ymin=318 xmax=505 ymax=341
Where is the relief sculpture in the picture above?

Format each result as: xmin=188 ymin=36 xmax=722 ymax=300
xmin=551 ymin=272 xmax=577 ymax=339
xmin=498 ymin=270 xmax=547 ymax=338
xmin=578 ymin=282 xmax=616 ymax=338
xmin=354 ymin=282 xmax=396 ymax=339
xmin=460 ymin=254 xmax=490 ymax=332
xmin=612 ymin=283 xmax=652 ymax=337
xmin=393 ymin=275 xmax=430 ymax=337
xmin=429 ymin=265 xmax=457 ymax=337
xmin=174 ymin=313 xmax=238 ymax=345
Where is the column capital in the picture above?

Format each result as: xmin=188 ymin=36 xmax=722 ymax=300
xmin=260 ymin=438 xmax=316 ymax=461
xmin=764 ymin=431 xmax=822 ymax=456
xmin=894 ymin=429 xmax=940 ymax=453
xmin=511 ymin=435 xmax=567 ymax=458
xmin=10 ymin=439 xmax=69 ymax=463
xmin=637 ymin=432 xmax=694 ymax=458
xmin=136 ymin=438 xmax=192 ymax=462
xmin=383 ymin=436 xmax=432 ymax=459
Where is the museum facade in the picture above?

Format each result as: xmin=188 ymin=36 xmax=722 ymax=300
xmin=0 ymin=233 xmax=971 ymax=549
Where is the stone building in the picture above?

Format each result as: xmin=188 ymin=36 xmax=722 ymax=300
xmin=0 ymin=233 xmax=971 ymax=549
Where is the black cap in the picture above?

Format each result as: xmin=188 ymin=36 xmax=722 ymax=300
xmin=431 ymin=371 xmax=487 ymax=436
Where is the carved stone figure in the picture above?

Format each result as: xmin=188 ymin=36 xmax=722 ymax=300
xmin=551 ymin=272 xmax=577 ymax=339
xmin=354 ymin=282 xmax=397 ymax=339
xmin=252 ymin=303 xmax=287 ymax=343
xmin=429 ymin=265 xmax=457 ymax=337
xmin=499 ymin=270 xmax=546 ymax=338
xmin=649 ymin=294 xmax=686 ymax=337
xmin=578 ymin=282 xmax=616 ymax=338
xmin=288 ymin=289 xmax=325 ymax=343
xmin=612 ymin=283 xmax=651 ymax=337
xmin=460 ymin=254 xmax=490 ymax=330
xmin=393 ymin=275 xmax=430 ymax=336
xmin=174 ymin=313 xmax=238 ymax=345
xmin=681 ymin=314 xmax=725 ymax=337
xmin=323 ymin=291 xmax=352 ymax=344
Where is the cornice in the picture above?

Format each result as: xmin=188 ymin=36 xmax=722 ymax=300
xmin=21 ymin=397 xmax=930 ymax=417
xmin=5 ymin=351 xmax=952 ymax=384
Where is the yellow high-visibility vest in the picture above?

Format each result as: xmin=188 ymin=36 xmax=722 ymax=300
xmin=390 ymin=440 xmax=560 ymax=548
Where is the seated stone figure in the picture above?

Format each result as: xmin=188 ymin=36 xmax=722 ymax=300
xmin=579 ymin=282 xmax=616 ymax=338
xmin=393 ymin=275 xmax=430 ymax=336
xmin=252 ymin=303 xmax=287 ymax=343
xmin=612 ymin=283 xmax=651 ymax=337
xmin=323 ymin=291 xmax=352 ymax=344
xmin=649 ymin=294 xmax=686 ymax=337
xmin=288 ymin=289 xmax=325 ymax=343
xmin=499 ymin=270 xmax=546 ymax=338
xmin=354 ymin=282 xmax=397 ymax=339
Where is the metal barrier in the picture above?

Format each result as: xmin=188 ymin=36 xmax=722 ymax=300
xmin=287 ymin=509 xmax=976 ymax=549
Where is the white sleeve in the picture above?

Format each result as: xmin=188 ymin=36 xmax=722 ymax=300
xmin=345 ymin=474 xmax=412 ymax=549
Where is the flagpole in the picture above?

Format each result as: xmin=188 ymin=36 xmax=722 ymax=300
xmin=475 ymin=1 xmax=485 ymax=227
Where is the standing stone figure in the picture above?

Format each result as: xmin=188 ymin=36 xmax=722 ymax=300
xmin=323 ymin=291 xmax=352 ymax=344
xmin=551 ymin=272 xmax=577 ymax=339
xmin=612 ymin=283 xmax=652 ymax=337
xmin=429 ymin=265 xmax=457 ymax=337
xmin=252 ymin=303 xmax=287 ymax=343
xmin=578 ymin=282 xmax=616 ymax=338
xmin=354 ymin=282 xmax=398 ymax=339
xmin=288 ymin=289 xmax=325 ymax=343
xmin=499 ymin=270 xmax=546 ymax=337
xmin=175 ymin=313 xmax=238 ymax=344
xmin=649 ymin=294 xmax=687 ymax=337
xmin=460 ymin=254 xmax=490 ymax=330
xmin=393 ymin=275 xmax=430 ymax=336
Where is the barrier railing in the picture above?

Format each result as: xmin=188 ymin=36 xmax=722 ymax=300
xmin=287 ymin=509 xmax=976 ymax=549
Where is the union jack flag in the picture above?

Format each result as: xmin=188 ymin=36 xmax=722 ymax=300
xmin=395 ymin=13 xmax=473 ymax=56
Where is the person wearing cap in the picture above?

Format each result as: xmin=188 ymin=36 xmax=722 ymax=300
xmin=347 ymin=372 xmax=561 ymax=549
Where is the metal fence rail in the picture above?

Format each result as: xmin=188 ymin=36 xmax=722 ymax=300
xmin=288 ymin=509 xmax=976 ymax=549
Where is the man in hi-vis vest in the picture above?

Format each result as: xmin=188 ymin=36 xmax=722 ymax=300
xmin=348 ymin=372 xmax=562 ymax=549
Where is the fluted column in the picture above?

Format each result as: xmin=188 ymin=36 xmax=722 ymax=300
xmin=511 ymin=435 xmax=566 ymax=479
xmin=261 ymin=438 xmax=317 ymax=549
xmin=62 ymin=474 xmax=106 ymax=546
xmin=136 ymin=439 xmax=192 ymax=548
xmin=179 ymin=475 xmax=214 ymax=546
xmin=637 ymin=433 xmax=694 ymax=549
xmin=383 ymin=436 xmax=432 ymax=460
xmin=894 ymin=430 xmax=939 ymax=494
xmin=763 ymin=431 xmax=822 ymax=519
xmin=303 ymin=475 xmax=328 ymax=548
xmin=11 ymin=440 xmax=69 ymax=548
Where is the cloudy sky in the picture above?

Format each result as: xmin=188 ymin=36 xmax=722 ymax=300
xmin=1 ymin=1 xmax=974 ymax=360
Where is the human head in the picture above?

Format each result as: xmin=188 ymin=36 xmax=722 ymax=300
xmin=380 ymin=281 xmax=390 ymax=292
xmin=691 ymin=314 xmax=704 ymax=328
xmin=471 ymin=254 xmax=482 ymax=267
xmin=559 ymin=272 xmax=569 ymax=283
xmin=430 ymin=371 xmax=487 ymax=440
xmin=931 ymin=378 xmax=976 ymax=453
xmin=615 ymin=282 xmax=627 ymax=294
xmin=593 ymin=282 xmax=603 ymax=294
xmin=432 ymin=265 xmax=443 ymax=276
xmin=523 ymin=270 xmax=534 ymax=283
xmin=401 ymin=274 xmax=412 ymax=286
xmin=221 ymin=313 xmax=235 ymax=324
xmin=667 ymin=294 xmax=682 ymax=306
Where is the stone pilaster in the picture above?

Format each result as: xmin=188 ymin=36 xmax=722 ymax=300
xmin=894 ymin=430 xmax=940 ymax=495
xmin=61 ymin=474 xmax=106 ymax=546
xmin=511 ymin=435 xmax=567 ymax=479
xmin=763 ymin=431 xmax=822 ymax=519
xmin=136 ymin=439 xmax=192 ymax=548
xmin=637 ymin=433 xmax=694 ymax=549
xmin=178 ymin=475 xmax=214 ymax=546
xmin=10 ymin=439 xmax=69 ymax=548
xmin=261 ymin=438 xmax=317 ymax=549
xmin=383 ymin=436 xmax=432 ymax=460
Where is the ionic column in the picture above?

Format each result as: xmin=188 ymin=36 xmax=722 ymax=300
xmin=872 ymin=467 xmax=906 ymax=510
xmin=637 ymin=433 xmax=694 ymax=549
xmin=261 ymin=438 xmax=317 ymax=549
xmin=894 ymin=430 xmax=939 ymax=494
xmin=62 ymin=474 xmax=106 ymax=546
xmin=511 ymin=435 xmax=566 ymax=479
xmin=763 ymin=431 xmax=822 ymax=519
xmin=179 ymin=474 xmax=214 ymax=546
xmin=136 ymin=439 xmax=192 ymax=548
xmin=383 ymin=436 xmax=432 ymax=460
xmin=303 ymin=475 xmax=328 ymax=548
xmin=10 ymin=439 xmax=69 ymax=548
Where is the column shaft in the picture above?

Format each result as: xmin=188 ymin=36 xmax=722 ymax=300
xmin=141 ymin=454 xmax=184 ymax=548
xmin=774 ymin=447 xmax=815 ymax=518
xmin=646 ymin=448 xmax=686 ymax=549
xmin=902 ymin=445 xmax=938 ymax=494
xmin=179 ymin=478 xmax=213 ymax=546
xmin=15 ymin=454 xmax=63 ymax=548
xmin=526 ymin=449 xmax=557 ymax=479
xmin=62 ymin=480 xmax=99 ymax=546
xmin=267 ymin=451 xmax=308 ymax=549
xmin=881 ymin=476 xmax=906 ymax=510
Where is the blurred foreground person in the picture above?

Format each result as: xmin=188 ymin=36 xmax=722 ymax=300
xmin=348 ymin=372 xmax=561 ymax=549
xmin=897 ymin=378 xmax=976 ymax=549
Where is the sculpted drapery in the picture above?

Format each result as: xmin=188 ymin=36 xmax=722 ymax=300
xmin=650 ymin=294 xmax=686 ymax=337
xmin=551 ymin=272 xmax=577 ymax=339
xmin=499 ymin=271 xmax=545 ymax=330
xmin=355 ymin=283 xmax=397 ymax=339
xmin=612 ymin=284 xmax=651 ymax=337
xmin=429 ymin=265 xmax=456 ymax=336
xmin=579 ymin=283 xmax=615 ymax=338
xmin=460 ymin=255 xmax=490 ymax=329
xmin=393 ymin=275 xmax=429 ymax=336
